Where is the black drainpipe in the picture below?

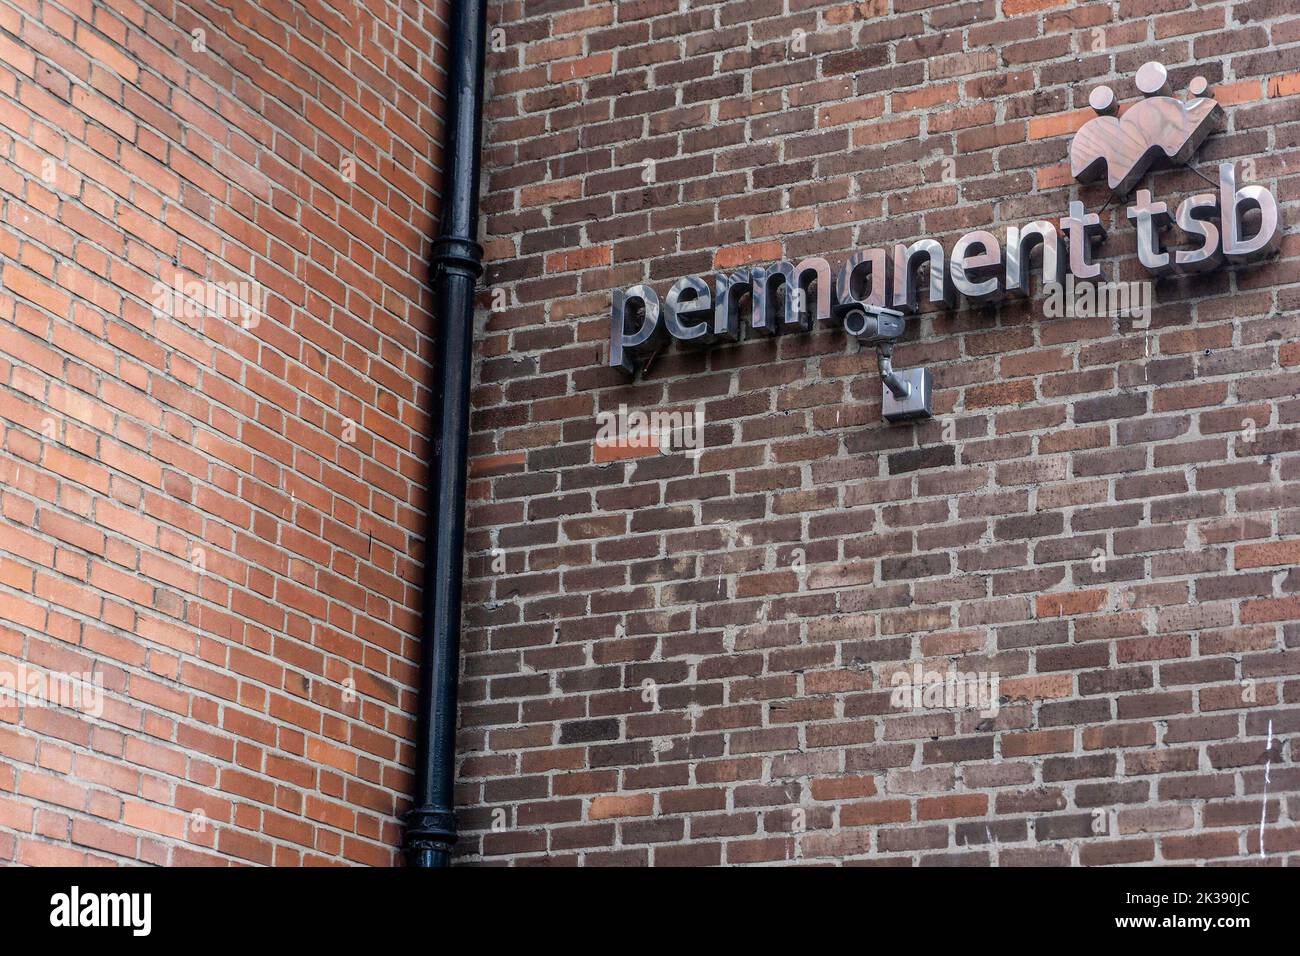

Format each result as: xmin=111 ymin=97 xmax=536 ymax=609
xmin=404 ymin=0 xmax=487 ymax=868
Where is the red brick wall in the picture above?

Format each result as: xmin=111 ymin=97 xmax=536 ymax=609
xmin=463 ymin=0 xmax=1300 ymax=863
xmin=0 ymin=0 xmax=448 ymax=864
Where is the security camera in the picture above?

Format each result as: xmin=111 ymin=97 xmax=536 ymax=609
xmin=841 ymin=305 xmax=907 ymax=345
xmin=840 ymin=305 xmax=932 ymax=423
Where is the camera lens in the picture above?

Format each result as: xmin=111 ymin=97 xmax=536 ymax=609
xmin=842 ymin=308 xmax=876 ymax=340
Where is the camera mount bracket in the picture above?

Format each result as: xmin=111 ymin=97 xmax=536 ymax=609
xmin=876 ymin=340 xmax=933 ymax=423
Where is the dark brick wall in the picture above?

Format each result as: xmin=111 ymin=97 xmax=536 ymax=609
xmin=461 ymin=0 xmax=1300 ymax=864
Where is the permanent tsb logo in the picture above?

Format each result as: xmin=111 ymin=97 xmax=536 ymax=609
xmin=608 ymin=62 xmax=1282 ymax=422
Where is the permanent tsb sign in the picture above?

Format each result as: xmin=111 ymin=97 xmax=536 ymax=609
xmin=607 ymin=62 xmax=1283 ymax=420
